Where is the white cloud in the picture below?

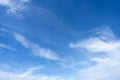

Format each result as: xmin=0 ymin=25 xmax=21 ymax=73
xmin=18 ymin=66 xmax=44 ymax=78
xmin=0 ymin=0 xmax=30 ymax=15
xmin=70 ymin=37 xmax=120 ymax=53
xmin=0 ymin=67 xmax=65 ymax=80
xmin=0 ymin=43 xmax=16 ymax=51
xmin=70 ymin=26 xmax=120 ymax=80
xmin=70 ymin=26 xmax=120 ymax=53
xmin=14 ymin=33 xmax=62 ymax=61
xmin=0 ymin=65 xmax=75 ymax=80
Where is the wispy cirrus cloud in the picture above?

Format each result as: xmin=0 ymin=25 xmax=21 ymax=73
xmin=18 ymin=66 xmax=44 ymax=78
xmin=70 ymin=26 xmax=120 ymax=80
xmin=0 ymin=27 xmax=8 ymax=32
xmin=13 ymin=32 xmax=62 ymax=61
xmin=0 ymin=67 xmax=65 ymax=80
xmin=0 ymin=27 xmax=16 ymax=52
xmin=0 ymin=0 xmax=30 ymax=15
xmin=0 ymin=43 xmax=16 ymax=51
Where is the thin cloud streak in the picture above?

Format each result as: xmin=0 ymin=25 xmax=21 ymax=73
xmin=0 ymin=67 xmax=65 ymax=80
xmin=14 ymin=32 xmax=62 ymax=61
xmin=0 ymin=43 xmax=16 ymax=51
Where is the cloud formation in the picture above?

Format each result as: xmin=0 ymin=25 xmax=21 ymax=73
xmin=0 ymin=0 xmax=30 ymax=15
xmin=14 ymin=32 xmax=62 ymax=61
xmin=0 ymin=67 xmax=65 ymax=80
xmin=70 ymin=26 xmax=120 ymax=80
xmin=0 ymin=43 xmax=16 ymax=51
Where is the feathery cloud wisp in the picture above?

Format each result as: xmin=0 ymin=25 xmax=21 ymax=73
xmin=0 ymin=67 xmax=65 ymax=80
xmin=0 ymin=43 xmax=16 ymax=51
xmin=0 ymin=0 xmax=30 ymax=15
xmin=14 ymin=33 xmax=62 ymax=61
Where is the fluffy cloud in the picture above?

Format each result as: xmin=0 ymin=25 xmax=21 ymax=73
xmin=0 ymin=0 xmax=30 ymax=15
xmin=14 ymin=32 xmax=62 ymax=61
xmin=70 ymin=37 xmax=120 ymax=53
xmin=70 ymin=26 xmax=120 ymax=80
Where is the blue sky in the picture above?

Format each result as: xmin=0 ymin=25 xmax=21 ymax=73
xmin=1 ymin=0 xmax=120 ymax=80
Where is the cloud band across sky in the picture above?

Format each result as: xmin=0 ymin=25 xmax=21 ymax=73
xmin=14 ymin=32 xmax=62 ymax=61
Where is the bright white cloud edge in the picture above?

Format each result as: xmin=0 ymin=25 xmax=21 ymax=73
xmin=0 ymin=0 xmax=30 ymax=15
xmin=70 ymin=26 xmax=120 ymax=80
